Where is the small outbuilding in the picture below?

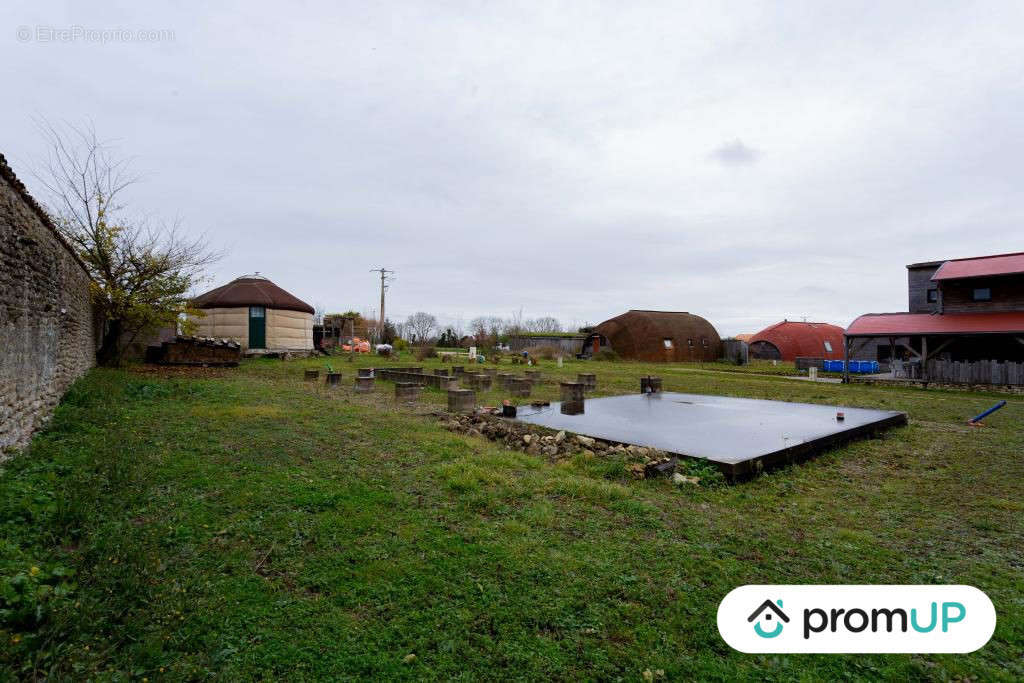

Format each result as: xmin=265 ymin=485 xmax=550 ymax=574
xmin=748 ymin=320 xmax=844 ymax=362
xmin=586 ymin=310 xmax=722 ymax=362
xmin=190 ymin=274 xmax=314 ymax=351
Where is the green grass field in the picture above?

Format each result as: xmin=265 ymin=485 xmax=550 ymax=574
xmin=2 ymin=355 xmax=1022 ymax=680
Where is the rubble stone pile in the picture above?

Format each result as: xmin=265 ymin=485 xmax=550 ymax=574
xmin=145 ymin=335 xmax=241 ymax=366
xmin=439 ymin=413 xmax=698 ymax=482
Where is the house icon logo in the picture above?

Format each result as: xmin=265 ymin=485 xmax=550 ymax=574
xmin=748 ymin=599 xmax=789 ymax=638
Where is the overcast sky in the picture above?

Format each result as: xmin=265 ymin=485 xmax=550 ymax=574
xmin=4 ymin=1 xmax=1023 ymax=336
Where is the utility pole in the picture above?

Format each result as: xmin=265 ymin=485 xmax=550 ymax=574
xmin=369 ymin=268 xmax=394 ymax=343
xmin=348 ymin=315 xmax=355 ymax=363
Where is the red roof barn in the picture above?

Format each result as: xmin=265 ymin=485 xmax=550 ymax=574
xmin=749 ymin=320 xmax=844 ymax=361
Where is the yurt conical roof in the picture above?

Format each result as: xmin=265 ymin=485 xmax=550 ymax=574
xmin=192 ymin=274 xmax=314 ymax=314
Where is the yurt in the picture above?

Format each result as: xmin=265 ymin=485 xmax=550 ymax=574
xmin=748 ymin=320 xmax=844 ymax=361
xmin=190 ymin=274 xmax=314 ymax=351
xmin=584 ymin=310 xmax=722 ymax=362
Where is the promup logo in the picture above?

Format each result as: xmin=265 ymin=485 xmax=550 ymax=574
xmin=748 ymin=599 xmax=789 ymax=638
xmin=718 ymin=585 xmax=996 ymax=653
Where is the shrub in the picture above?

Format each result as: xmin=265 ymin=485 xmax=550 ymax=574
xmin=525 ymin=345 xmax=560 ymax=360
xmin=393 ymin=338 xmax=409 ymax=352
xmin=680 ymin=459 xmax=727 ymax=487
xmin=413 ymin=346 xmax=437 ymax=361
xmin=594 ymin=349 xmax=620 ymax=362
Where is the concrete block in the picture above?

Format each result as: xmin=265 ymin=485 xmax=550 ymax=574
xmin=395 ymin=382 xmax=421 ymax=401
xmin=560 ymin=381 xmax=585 ymax=403
xmin=448 ymin=388 xmax=475 ymax=413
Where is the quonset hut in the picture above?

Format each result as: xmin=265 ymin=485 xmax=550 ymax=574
xmin=585 ymin=310 xmax=722 ymax=362
xmin=190 ymin=274 xmax=314 ymax=351
xmin=748 ymin=320 xmax=844 ymax=362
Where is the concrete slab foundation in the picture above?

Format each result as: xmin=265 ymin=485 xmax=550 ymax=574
xmin=515 ymin=392 xmax=906 ymax=478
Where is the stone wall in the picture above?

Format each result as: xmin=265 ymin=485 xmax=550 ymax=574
xmin=1 ymin=154 xmax=96 ymax=456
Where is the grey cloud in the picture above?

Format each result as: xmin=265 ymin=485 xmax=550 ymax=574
xmin=708 ymin=140 xmax=760 ymax=166
xmin=2 ymin=1 xmax=1023 ymax=338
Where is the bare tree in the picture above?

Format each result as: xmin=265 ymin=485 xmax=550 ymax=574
xmin=508 ymin=306 xmax=525 ymax=335
xmin=485 ymin=316 xmax=507 ymax=340
xmin=469 ymin=316 xmax=489 ymax=345
xmin=526 ymin=316 xmax=563 ymax=333
xmin=404 ymin=311 xmax=438 ymax=343
xmin=33 ymin=119 xmax=220 ymax=365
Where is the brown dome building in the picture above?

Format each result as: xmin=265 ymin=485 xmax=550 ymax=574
xmin=190 ymin=274 xmax=314 ymax=351
xmin=586 ymin=310 xmax=722 ymax=362
xmin=748 ymin=320 xmax=844 ymax=361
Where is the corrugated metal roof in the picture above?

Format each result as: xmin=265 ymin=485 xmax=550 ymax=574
xmin=846 ymin=311 xmax=1024 ymax=336
xmin=931 ymin=252 xmax=1024 ymax=281
xmin=748 ymin=321 xmax=845 ymax=360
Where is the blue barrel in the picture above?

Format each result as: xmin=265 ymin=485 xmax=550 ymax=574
xmin=852 ymin=360 xmax=864 ymax=373
xmin=823 ymin=360 xmax=834 ymax=372
xmin=871 ymin=361 xmax=879 ymax=373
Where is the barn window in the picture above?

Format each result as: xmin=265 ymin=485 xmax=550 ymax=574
xmin=927 ymin=288 xmax=938 ymax=303
xmin=662 ymin=338 xmax=673 ymax=349
xmin=824 ymin=340 xmax=833 ymax=353
xmin=701 ymin=338 xmax=708 ymax=347
xmin=687 ymin=338 xmax=693 ymax=347
xmin=972 ymin=287 xmax=991 ymax=301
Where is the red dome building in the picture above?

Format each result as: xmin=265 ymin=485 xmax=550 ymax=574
xmin=748 ymin=320 xmax=844 ymax=361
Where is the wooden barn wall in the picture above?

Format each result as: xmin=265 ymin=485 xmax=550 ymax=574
xmin=907 ymin=265 xmax=941 ymax=313
xmin=940 ymin=275 xmax=1024 ymax=313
